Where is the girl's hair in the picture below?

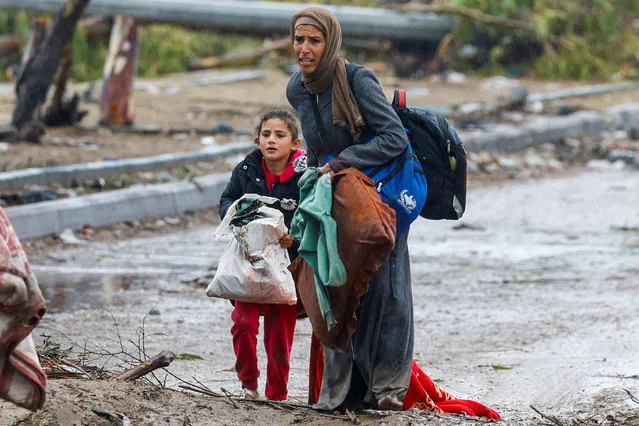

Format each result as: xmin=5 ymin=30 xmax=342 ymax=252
xmin=254 ymin=109 xmax=300 ymax=144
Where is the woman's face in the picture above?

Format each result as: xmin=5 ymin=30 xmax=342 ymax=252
xmin=293 ymin=24 xmax=326 ymax=75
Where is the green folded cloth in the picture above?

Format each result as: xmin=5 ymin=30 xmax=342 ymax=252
xmin=290 ymin=168 xmax=347 ymax=330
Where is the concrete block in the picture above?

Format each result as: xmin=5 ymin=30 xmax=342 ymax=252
xmin=606 ymin=103 xmax=639 ymax=132
xmin=463 ymin=111 xmax=608 ymax=153
xmin=464 ymin=125 xmax=532 ymax=153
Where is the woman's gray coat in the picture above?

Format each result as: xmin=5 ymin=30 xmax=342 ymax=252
xmin=287 ymin=65 xmax=414 ymax=409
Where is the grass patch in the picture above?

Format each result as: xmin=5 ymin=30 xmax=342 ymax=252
xmin=612 ymin=225 xmax=639 ymax=233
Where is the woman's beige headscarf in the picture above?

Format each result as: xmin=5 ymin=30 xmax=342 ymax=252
xmin=290 ymin=7 xmax=364 ymax=142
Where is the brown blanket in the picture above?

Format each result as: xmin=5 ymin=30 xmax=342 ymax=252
xmin=293 ymin=168 xmax=396 ymax=351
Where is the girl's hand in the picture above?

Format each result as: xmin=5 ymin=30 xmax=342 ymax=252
xmin=280 ymin=235 xmax=294 ymax=249
xmin=319 ymin=164 xmax=334 ymax=176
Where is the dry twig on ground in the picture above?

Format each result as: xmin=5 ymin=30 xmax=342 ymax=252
xmin=530 ymin=405 xmax=567 ymax=426
xmin=625 ymin=389 xmax=639 ymax=405
xmin=113 ymin=349 xmax=176 ymax=381
xmin=220 ymin=387 xmax=241 ymax=409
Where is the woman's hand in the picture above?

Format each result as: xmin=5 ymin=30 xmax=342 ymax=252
xmin=280 ymin=235 xmax=294 ymax=249
xmin=319 ymin=163 xmax=334 ymax=177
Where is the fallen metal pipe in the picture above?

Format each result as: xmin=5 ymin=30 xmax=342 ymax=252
xmin=0 ymin=0 xmax=454 ymax=42
xmin=527 ymin=82 xmax=638 ymax=103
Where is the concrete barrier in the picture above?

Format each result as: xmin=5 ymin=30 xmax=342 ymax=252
xmin=0 ymin=142 xmax=253 ymax=191
xmin=463 ymin=109 xmax=621 ymax=153
xmin=6 ymin=102 xmax=639 ymax=240
xmin=6 ymin=173 xmax=230 ymax=239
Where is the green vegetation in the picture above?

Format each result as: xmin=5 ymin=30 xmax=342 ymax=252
xmin=69 ymin=23 xmax=108 ymax=82
xmin=2 ymin=1 xmax=638 ymax=81
xmin=176 ymin=353 xmax=203 ymax=361
xmin=0 ymin=9 xmax=262 ymax=82
xmin=0 ymin=9 xmax=30 ymax=35
xmin=72 ymin=24 xmax=262 ymax=81
xmin=491 ymin=364 xmax=515 ymax=370
xmin=137 ymin=25 xmax=261 ymax=78
xmin=611 ymin=225 xmax=639 ymax=233
xmin=452 ymin=0 xmax=639 ymax=79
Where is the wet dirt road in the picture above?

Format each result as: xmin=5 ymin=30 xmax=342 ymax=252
xmin=21 ymin=166 xmax=639 ymax=425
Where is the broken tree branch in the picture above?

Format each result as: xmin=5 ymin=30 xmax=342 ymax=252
xmin=240 ymin=398 xmax=361 ymax=423
xmin=51 ymin=45 xmax=71 ymax=110
xmin=11 ymin=0 xmax=90 ymax=142
xmin=397 ymin=3 xmax=535 ymax=33
xmin=10 ymin=16 xmax=48 ymax=142
xmin=113 ymin=349 xmax=176 ymax=381
xmin=220 ymin=387 xmax=240 ymax=409
xmin=625 ymin=389 xmax=639 ymax=405
xmin=101 ymin=15 xmax=140 ymax=125
xmin=186 ymin=37 xmax=290 ymax=71
xmin=178 ymin=384 xmax=224 ymax=398
xmin=426 ymin=32 xmax=455 ymax=74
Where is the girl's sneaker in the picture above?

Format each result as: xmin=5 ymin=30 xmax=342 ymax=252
xmin=242 ymin=388 xmax=260 ymax=400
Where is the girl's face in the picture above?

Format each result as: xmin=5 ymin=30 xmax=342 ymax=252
xmin=293 ymin=25 xmax=326 ymax=75
xmin=258 ymin=118 xmax=300 ymax=164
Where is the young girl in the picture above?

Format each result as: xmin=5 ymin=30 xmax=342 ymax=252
xmin=219 ymin=109 xmax=306 ymax=401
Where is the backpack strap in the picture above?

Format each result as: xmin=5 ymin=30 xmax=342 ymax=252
xmin=392 ymin=90 xmax=407 ymax=108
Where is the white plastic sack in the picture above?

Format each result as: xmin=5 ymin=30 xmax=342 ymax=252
xmin=206 ymin=195 xmax=297 ymax=305
xmin=214 ymin=194 xmax=280 ymax=240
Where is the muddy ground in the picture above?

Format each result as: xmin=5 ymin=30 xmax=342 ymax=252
xmin=1 ymin=163 xmax=638 ymax=426
xmin=2 ymin=67 xmax=639 ymax=171
xmin=1 ymin=69 xmax=639 ymax=425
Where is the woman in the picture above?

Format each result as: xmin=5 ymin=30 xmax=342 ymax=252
xmin=286 ymin=6 xmax=413 ymax=411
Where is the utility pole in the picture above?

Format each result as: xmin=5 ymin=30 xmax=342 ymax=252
xmin=100 ymin=15 xmax=140 ymax=126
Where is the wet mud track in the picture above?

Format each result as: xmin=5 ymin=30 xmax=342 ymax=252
xmin=13 ymin=167 xmax=639 ymax=425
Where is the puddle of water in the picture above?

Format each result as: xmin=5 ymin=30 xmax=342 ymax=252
xmin=36 ymin=272 xmax=154 ymax=313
